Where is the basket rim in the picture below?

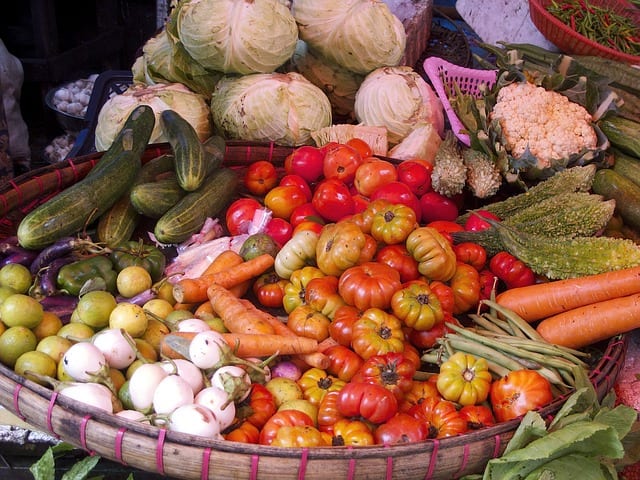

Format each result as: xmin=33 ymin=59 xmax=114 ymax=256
xmin=528 ymin=0 xmax=640 ymax=64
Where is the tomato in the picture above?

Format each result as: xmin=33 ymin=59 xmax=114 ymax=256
xmin=322 ymin=143 xmax=363 ymax=184
xmin=370 ymin=202 xmax=418 ymax=245
xmin=405 ymin=227 xmax=458 ymax=282
xmin=458 ymin=404 xmax=495 ymax=430
xmin=353 ymin=159 xmax=398 ymax=197
xmin=293 ymin=220 xmax=324 ymax=236
xmin=287 ymin=305 xmax=331 ymax=341
xmin=243 ymin=160 xmax=278 ymax=196
xmin=316 ymin=390 xmax=345 ymax=433
xmin=419 ymin=191 xmax=459 ymax=223
xmin=324 ymin=344 xmax=364 ymax=382
xmin=490 ymin=370 xmax=553 ymax=423
xmin=464 ymin=210 xmax=501 ymax=232
xmin=264 ymin=184 xmax=308 ymax=221
xmin=237 ymin=383 xmax=277 ymax=429
xmin=253 ymin=272 xmax=288 ymax=309
xmin=409 ymin=396 xmax=468 ymax=438
xmin=328 ymin=305 xmax=361 ymax=347
xmin=425 ymin=220 xmax=464 ymax=244
xmin=289 ymin=202 xmax=322 ymax=228
xmin=279 ymin=174 xmax=313 ymax=202
xmin=489 ymin=251 xmax=536 ymax=289
xmin=351 ymin=194 xmax=370 ymax=214
xmin=375 ymin=244 xmax=420 ymax=284
xmin=259 ymin=409 xmax=315 ymax=445
xmin=225 ymin=421 xmax=260 ymax=443
xmin=263 ymin=217 xmax=293 ymax=248
xmin=337 ymin=381 xmax=398 ymax=424
xmin=396 ymin=160 xmax=433 ymax=196
xmin=312 ymin=178 xmax=355 ymax=223
xmin=478 ymin=268 xmax=498 ymax=302
xmin=304 ymin=275 xmax=345 ymax=320
xmin=428 ymin=280 xmax=456 ymax=315
xmin=298 ymin=367 xmax=346 ymax=406
xmin=270 ymin=425 xmax=331 ymax=447
xmin=282 ymin=266 xmax=325 ymax=314
xmin=353 ymin=352 xmax=416 ymax=401
xmin=436 ymin=352 xmax=492 ymax=406
xmin=453 ymin=242 xmax=487 ymax=271
xmin=370 ymin=181 xmax=421 ymax=221
xmin=399 ymin=380 xmax=441 ymax=413
xmin=225 ymin=198 xmax=262 ymax=235
xmin=284 ymin=145 xmax=325 ymax=183
xmin=331 ymin=418 xmax=375 ymax=446
xmin=390 ymin=281 xmax=444 ymax=331
xmin=338 ymin=262 xmax=401 ymax=311
xmin=315 ymin=222 xmax=371 ymax=277
xmin=407 ymin=313 xmax=461 ymax=350
xmin=346 ymin=138 xmax=373 ymax=158
xmin=351 ymin=308 xmax=405 ymax=360
xmin=374 ymin=412 xmax=428 ymax=445
xmin=449 ymin=262 xmax=481 ymax=315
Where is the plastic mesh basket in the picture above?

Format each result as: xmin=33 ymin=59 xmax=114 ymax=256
xmin=423 ymin=57 xmax=497 ymax=146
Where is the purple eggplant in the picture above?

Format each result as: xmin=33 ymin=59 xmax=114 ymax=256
xmin=36 ymin=256 xmax=76 ymax=297
xmin=116 ymin=288 xmax=157 ymax=306
xmin=0 ymin=249 xmax=39 ymax=268
xmin=0 ymin=236 xmax=27 ymax=256
xmin=29 ymin=236 xmax=97 ymax=275
xmin=38 ymin=295 xmax=79 ymax=324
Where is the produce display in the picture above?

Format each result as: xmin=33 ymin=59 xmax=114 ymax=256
xmin=1 ymin=1 xmax=640 ymax=478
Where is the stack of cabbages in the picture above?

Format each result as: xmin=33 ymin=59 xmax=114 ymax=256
xmin=94 ymin=0 xmax=444 ymax=160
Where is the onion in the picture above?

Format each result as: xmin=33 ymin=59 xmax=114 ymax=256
xmin=270 ymin=360 xmax=302 ymax=381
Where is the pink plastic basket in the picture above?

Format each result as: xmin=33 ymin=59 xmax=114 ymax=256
xmin=423 ymin=57 xmax=497 ymax=146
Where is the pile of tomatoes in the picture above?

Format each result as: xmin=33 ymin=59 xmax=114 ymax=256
xmin=217 ymin=139 xmax=554 ymax=446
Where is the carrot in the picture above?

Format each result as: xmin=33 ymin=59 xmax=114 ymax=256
xmin=317 ymin=336 xmax=340 ymax=353
xmin=160 ymin=331 xmax=319 ymax=358
xmin=495 ymin=265 xmax=640 ymax=322
xmin=194 ymin=300 xmax=215 ymax=319
xmin=207 ymin=283 xmax=275 ymax=335
xmin=201 ymin=250 xmax=250 ymax=298
xmin=173 ymin=302 xmax=197 ymax=312
xmin=536 ymin=292 xmax=640 ymax=349
xmin=173 ymin=253 xmax=274 ymax=304
xmin=239 ymin=299 xmax=329 ymax=369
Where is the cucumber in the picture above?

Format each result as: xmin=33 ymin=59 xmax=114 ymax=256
xmin=154 ymin=168 xmax=238 ymax=244
xmin=592 ymin=168 xmax=640 ymax=232
xmin=17 ymin=149 xmax=141 ymax=249
xmin=612 ymin=149 xmax=640 ymax=188
xmin=598 ymin=116 xmax=640 ymax=157
xmin=160 ymin=109 xmax=207 ymax=192
xmin=130 ymin=176 xmax=187 ymax=219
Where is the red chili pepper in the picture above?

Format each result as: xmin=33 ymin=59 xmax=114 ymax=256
xmin=489 ymin=252 xmax=536 ymax=290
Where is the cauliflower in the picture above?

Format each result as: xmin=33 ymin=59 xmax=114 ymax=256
xmin=489 ymin=82 xmax=598 ymax=169
xmin=431 ymin=131 xmax=467 ymax=197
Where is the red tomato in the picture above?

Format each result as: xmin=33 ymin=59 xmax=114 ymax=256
xmin=419 ymin=191 xmax=459 ymax=223
xmin=464 ymin=210 xmax=501 ymax=232
xmin=396 ymin=160 xmax=433 ymax=196
xmin=225 ymin=198 xmax=262 ymax=235
xmin=370 ymin=181 xmax=421 ymax=221
xmin=353 ymin=159 xmax=398 ymax=197
xmin=407 ymin=314 xmax=461 ymax=349
xmin=337 ymin=382 xmax=398 ymax=424
xmin=284 ymin=146 xmax=325 ymax=183
xmin=346 ymin=137 xmax=373 ymax=158
xmin=263 ymin=217 xmax=293 ymax=247
xmin=458 ymin=404 xmax=495 ymax=430
xmin=324 ymin=344 xmax=364 ymax=382
xmin=264 ymin=184 xmax=308 ymax=220
xmin=279 ymin=174 xmax=313 ymax=202
xmin=374 ymin=412 xmax=428 ymax=444
xmin=425 ymin=220 xmax=464 ymax=244
xmin=289 ymin=202 xmax=322 ymax=228
xmin=252 ymin=272 xmax=288 ymax=309
xmin=489 ymin=370 xmax=553 ymax=423
xmin=351 ymin=194 xmax=370 ymax=214
xmin=322 ymin=143 xmax=363 ymax=185
xmin=374 ymin=244 xmax=420 ymax=284
xmin=293 ymin=220 xmax=324 ymax=236
xmin=243 ymin=160 xmax=278 ymax=196
xmin=312 ymin=178 xmax=355 ymax=222
xmin=258 ymin=409 xmax=315 ymax=445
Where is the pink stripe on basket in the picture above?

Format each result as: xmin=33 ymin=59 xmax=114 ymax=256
xmin=54 ymin=168 xmax=64 ymax=189
xmin=201 ymin=447 xmax=211 ymax=480
xmin=79 ymin=415 xmax=96 ymax=455
xmin=250 ymin=454 xmax=259 ymax=480
xmin=67 ymin=159 xmax=82 ymax=182
xmin=12 ymin=384 xmax=26 ymax=421
xmin=267 ymin=142 xmax=275 ymax=162
xmin=492 ymin=435 xmax=502 ymax=458
xmin=347 ymin=446 xmax=356 ymax=480
xmin=114 ymin=427 xmax=127 ymax=465
xmin=156 ymin=428 xmax=166 ymax=475
xmin=384 ymin=444 xmax=393 ymax=480
xmin=46 ymin=392 xmax=59 ymax=438
xmin=244 ymin=145 xmax=252 ymax=163
xmin=424 ymin=438 xmax=440 ymax=480
xmin=7 ymin=180 xmax=22 ymax=204
xmin=453 ymin=443 xmax=470 ymax=478
xmin=298 ymin=448 xmax=309 ymax=480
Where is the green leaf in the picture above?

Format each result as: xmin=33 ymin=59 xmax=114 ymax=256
xmin=593 ymin=405 xmax=638 ymax=440
xmin=549 ymin=386 xmax=597 ymax=429
xmin=29 ymin=447 xmax=55 ymax=480
xmin=503 ymin=411 xmax=547 ymax=455
xmin=521 ymin=454 xmax=609 ymax=480
xmin=61 ymin=454 xmax=101 ymax=480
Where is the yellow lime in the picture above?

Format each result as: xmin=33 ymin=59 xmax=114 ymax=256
xmin=0 ymin=326 xmax=38 ymax=368
xmin=14 ymin=350 xmax=57 ymax=385
xmin=0 ymin=294 xmax=43 ymax=329
xmin=0 ymin=263 xmax=33 ymax=294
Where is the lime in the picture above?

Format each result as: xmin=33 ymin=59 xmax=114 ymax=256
xmin=0 ymin=326 xmax=38 ymax=368
xmin=57 ymin=322 xmax=95 ymax=342
xmin=117 ymin=266 xmax=152 ymax=298
xmin=36 ymin=335 xmax=73 ymax=364
xmin=0 ymin=264 xmax=33 ymax=294
xmin=142 ymin=298 xmax=174 ymax=320
xmin=0 ymin=294 xmax=43 ymax=329
xmin=109 ymin=302 xmax=148 ymax=338
xmin=14 ymin=350 xmax=57 ymax=385
xmin=0 ymin=286 xmax=16 ymax=305
xmin=75 ymin=290 xmax=117 ymax=329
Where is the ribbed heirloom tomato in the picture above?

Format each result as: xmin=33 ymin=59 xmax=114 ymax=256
xmin=489 ymin=369 xmax=553 ymax=423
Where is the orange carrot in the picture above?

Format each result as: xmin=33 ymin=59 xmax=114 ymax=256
xmin=173 ymin=302 xmax=197 ymax=312
xmin=173 ymin=253 xmax=274 ymax=304
xmin=193 ymin=300 xmax=215 ymax=319
xmin=160 ymin=331 xmax=319 ymax=358
xmin=317 ymin=336 xmax=340 ymax=353
xmin=495 ymin=265 xmax=640 ymax=322
xmin=239 ymin=299 xmax=329 ymax=369
xmin=201 ymin=250 xmax=250 ymax=297
xmin=536 ymin=293 xmax=640 ymax=349
xmin=207 ymin=283 xmax=275 ymax=335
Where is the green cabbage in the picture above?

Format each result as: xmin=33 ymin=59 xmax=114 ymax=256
xmin=210 ymin=72 xmax=332 ymax=146
xmin=175 ymin=0 xmax=298 ymax=75
xmin=291 ymin=0 xmax=406 ymax=75
xmin=94 ymin=83 xmax=212 ymax=151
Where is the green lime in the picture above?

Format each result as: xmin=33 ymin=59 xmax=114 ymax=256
xmin=75 ymin=290 xmax=117 ymax=329
xmin=14 ymin=350 xmax=57 ymax=385
xmin=0 ymin=326 xmax=37 ymax=368
xmin=0 ymin=294 xmax=43 ymax=329
xmin=57 ymin=322 xmax=95 ymax=342
xmin=0 ymin=286 xmax=16 ymax=305
xmin=36 ymin=335 xmax=73 ymax=364
xmin=0 ymin=264 xmax=33 ymax=294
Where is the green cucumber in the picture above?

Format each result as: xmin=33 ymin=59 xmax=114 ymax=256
xmin=612 ymin=149 xmax=640 ymax=188
xmin=154 ymin=168 xmax=238 ymax=244
xmin=17 ymin=149 xmax=141 ymax=249
xmin=160 ymin=109 xmax=207 ymax=192
xmin=130 ymin=176 xmax=187 ymax=219
xmin=598 ymin=116 xmax=640 ymax=157
xmin=592 ymin=168 xmax=640 ymax=231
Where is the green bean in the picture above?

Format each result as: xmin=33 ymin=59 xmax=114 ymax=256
xmin=481 ymin=299 xmax=545 ymax=341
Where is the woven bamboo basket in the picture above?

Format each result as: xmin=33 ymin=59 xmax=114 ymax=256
xmin=0 ymin=143 xmax=629 ymax=479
